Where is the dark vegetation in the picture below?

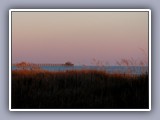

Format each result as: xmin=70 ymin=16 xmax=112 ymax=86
xmin=11 ymin=69 xmax=149 ymax=109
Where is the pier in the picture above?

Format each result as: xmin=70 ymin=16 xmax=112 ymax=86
xmin=12 ymin=62 xmax=74 ymax=69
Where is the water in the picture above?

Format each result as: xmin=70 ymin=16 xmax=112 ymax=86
xmin=12 ymin=66 xmax=148 ymax=75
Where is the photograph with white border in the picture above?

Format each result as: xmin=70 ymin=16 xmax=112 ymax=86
xmin=9 ymin=9 xmax=151 ymax=111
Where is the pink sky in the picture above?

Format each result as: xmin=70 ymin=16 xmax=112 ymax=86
xmin=12 ymin=11 xmax=148 ymax=65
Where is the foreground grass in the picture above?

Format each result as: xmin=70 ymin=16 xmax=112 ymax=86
xmin=11 ymin=69 xmax=149 ymax=109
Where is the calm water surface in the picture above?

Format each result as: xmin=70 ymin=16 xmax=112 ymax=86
xmin=12 ymin=66 xmax=148 ymax=75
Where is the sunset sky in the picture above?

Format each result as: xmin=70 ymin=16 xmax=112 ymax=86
xmin=12 ymin=11 xmax=148 ymax=65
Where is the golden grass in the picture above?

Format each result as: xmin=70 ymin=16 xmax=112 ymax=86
xmin=11 ymin=69 xmax=149 ymax=109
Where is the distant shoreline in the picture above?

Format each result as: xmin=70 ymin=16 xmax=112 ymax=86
xmin=12 ymin=66 xmax=148 ymax=75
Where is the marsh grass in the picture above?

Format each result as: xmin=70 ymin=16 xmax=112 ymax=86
xmin=11 ymin=69 xmax=149 ymax=109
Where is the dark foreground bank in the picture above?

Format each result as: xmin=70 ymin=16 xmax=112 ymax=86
xmin=11 ymin=70 xmax=149 ymax=109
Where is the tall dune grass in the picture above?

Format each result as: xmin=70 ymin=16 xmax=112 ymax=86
xmin=11 ymin=69 xmax=149 ymax=109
